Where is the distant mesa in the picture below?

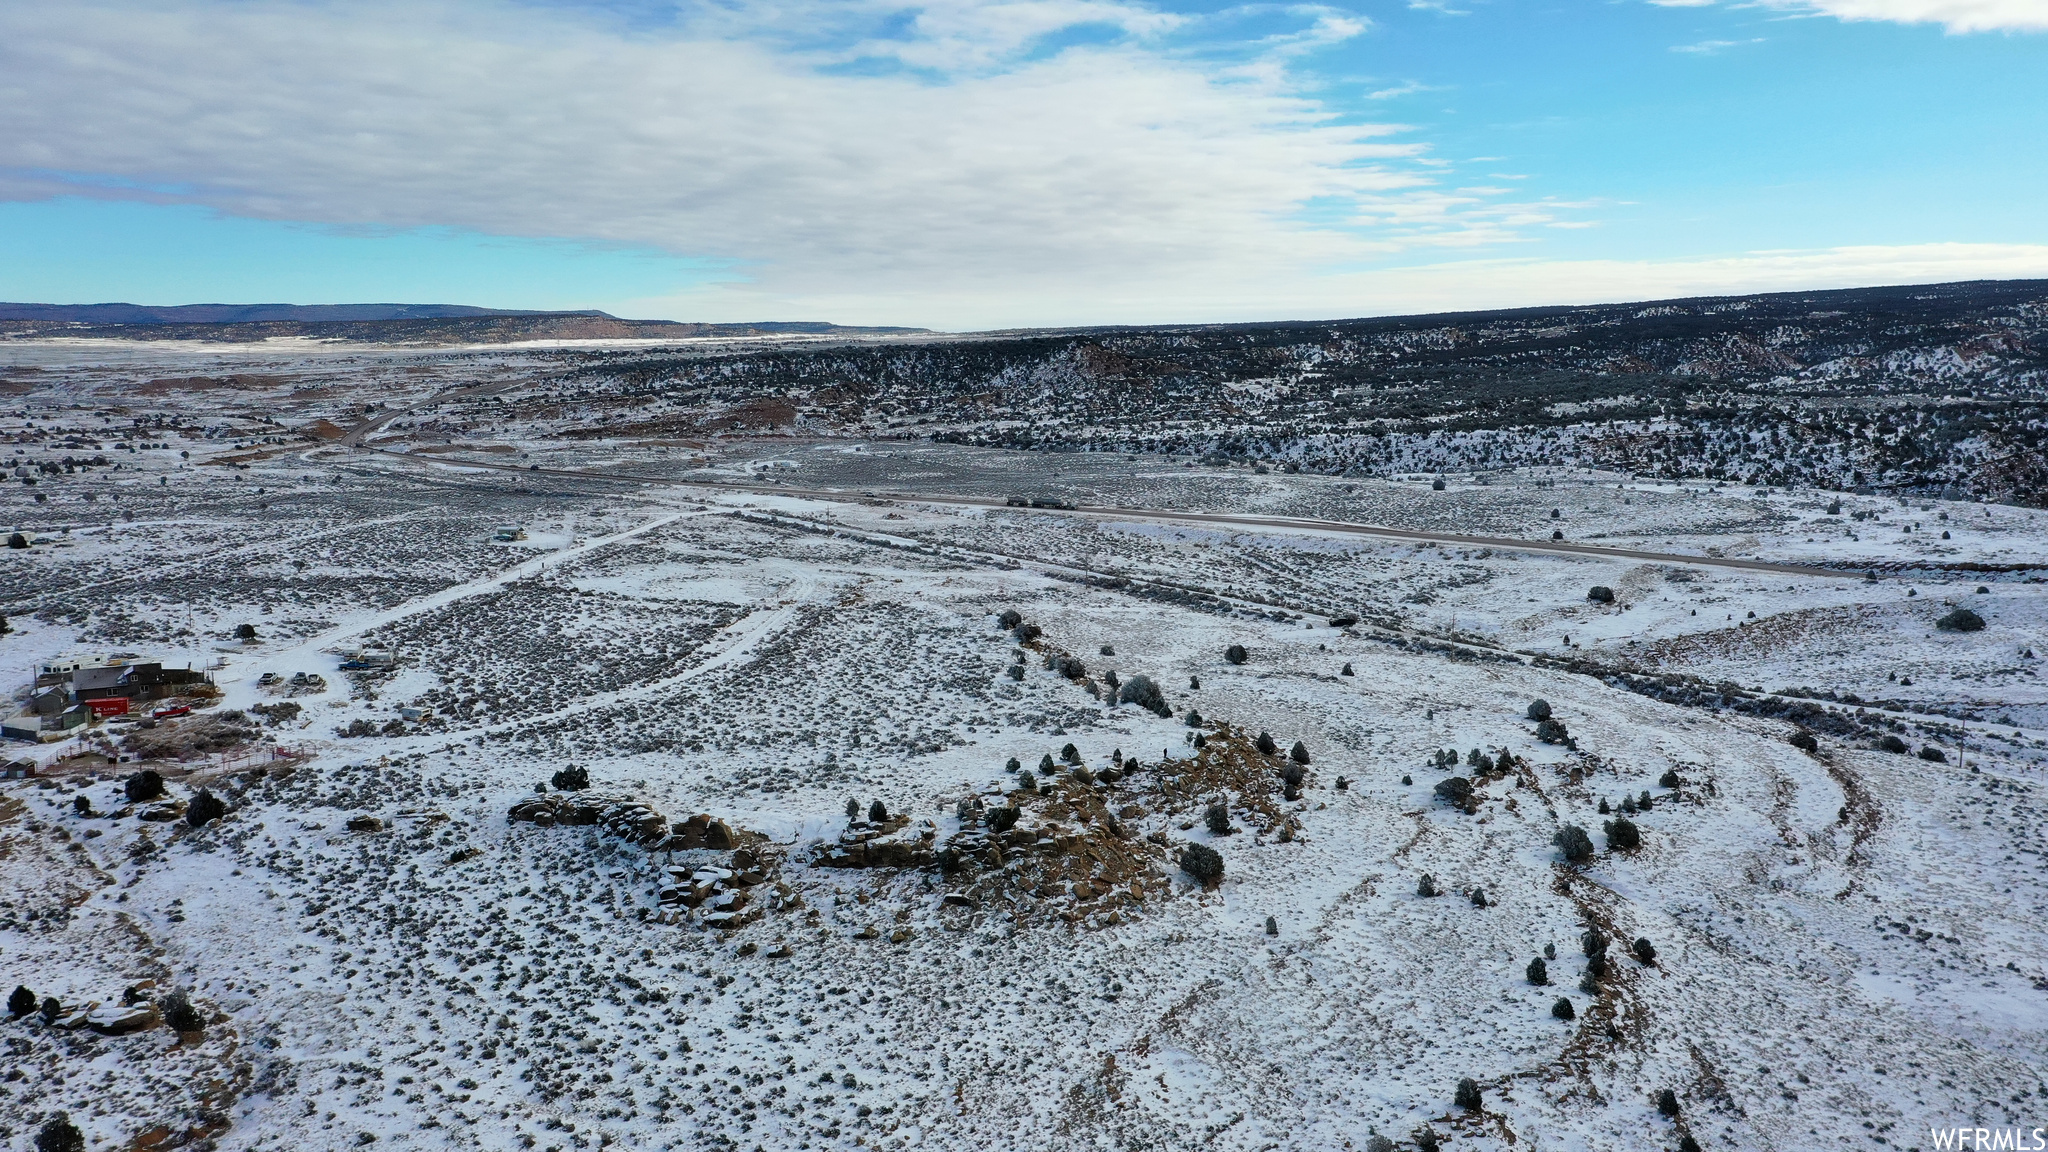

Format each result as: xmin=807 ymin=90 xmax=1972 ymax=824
xmin=0 ymin=302 xmax=931 ymax=345
xmin=0 ymin=302 xmax=617 ymax=324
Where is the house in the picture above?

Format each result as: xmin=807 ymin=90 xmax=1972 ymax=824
xmin=72 ymin=662 xmax=164 ymax=701
xmin=492 ymin=525 xmax=527 ymax=542
xmin=0 ymin=760 xmax=35 ymax=779
xmin=38 ymin=652 xmax=148 ymax=687
xmin=9 ymin=654 xmax=214 ymax=741
xmin=57 ymin=660 xmax=209 ymax=703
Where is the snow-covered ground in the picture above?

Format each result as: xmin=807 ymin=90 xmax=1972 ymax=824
xmin=0 ymin=348 xmax=2044 ymax=1152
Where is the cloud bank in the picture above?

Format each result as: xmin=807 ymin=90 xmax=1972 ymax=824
xmin=0 ymin=1 xmax=1577 ymax=321
xmin=1653 ymin=0 xmax=2048 ymax=33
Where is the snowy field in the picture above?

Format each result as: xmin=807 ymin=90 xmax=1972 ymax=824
xmin=0 ymin=346 xmax=2044 ymax=1152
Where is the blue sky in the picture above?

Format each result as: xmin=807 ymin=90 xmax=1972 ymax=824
xmin=0 ymin=0 xmax=2042 ymax=328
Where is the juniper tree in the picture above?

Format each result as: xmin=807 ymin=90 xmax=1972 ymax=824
xmin=1603 ymin=816 xmax=1641 ymax=850
xmin=1289 ymin=741 xmax=1310 ymax=765
xmin=1179 ymin=843 xmax=1223 ymax=886
xmin=1526 ymin=957 xmax=1548 ymax=985
xmin=1005 ymin=757 xmax=1020 ymax=774
xmin=1416 ymin=873 xmax=1438 ymax=897
xmin=1936 ymin=608 xmax=1985 ymax=632
xmin=1634 ymin=937 xmax=1658 ymax=964
xmin=1224 ymin=644 xmax=1247 ymax=665
xmin=162 ymin=988 xmax=205 ymax=1033
xmin=186 ymin=789 xmax=226 ymax=827
xmin=1039 ymin=753 xmax=1056 ymax=773
xmin=1657 ymin=1088 xmax=1680 ymax=1116
xmin=1455 ymin=1077 xmax=1483 ymax=1110
xmin=1256 ymin=732 xmax=1278 ymax=756
xmin=1553 ymin=824 xmax=1594 ymax=863
xmin=998 ymin=609 xmax=1023 ymax=630
xmin=868 ymin=799 xmax=889 ymax=823
xmin=1281 ymin=763 xmax=1305 ymax=802
xmin=125 ymin=769 xmax=164 ymax=803
xmin=1117 ymin=675 xmax=1168 ymax=716
xmin=8 ymin=984 xmax=33 ymax=1017
xmin=845 ymin=797 xmax=860 ymax=821
xmin=1204 ymin=802 xmax=1230 ymax=835
xmin=35 ymin=1115 xmax=83 ymax=1152
xmin=1551 ymin=997 xmax=1575 ymax=1020
xmin=1060 ymin=743 xmax=1080 ymax=765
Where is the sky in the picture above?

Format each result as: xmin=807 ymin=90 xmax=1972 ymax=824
xmin=0 ymin=0 xmax=2043 ymax=329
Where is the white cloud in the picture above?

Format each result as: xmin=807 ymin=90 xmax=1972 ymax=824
xmin=1365 ymin=80 xmax=1438 ymax=99
xmin=1652 ymin=0 xmax=2048 ymax=33
xmin=1671 ymin=37 xmax=1765 ymax=52
xmin=0 ymin=0 xmax=1581 ymax=326
xmin=1791 ymin=0 xmax=2048 ymax=32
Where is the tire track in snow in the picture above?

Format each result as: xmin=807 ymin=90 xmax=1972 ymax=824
xmin=474 ymin=567 xmax=826 ymax=740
